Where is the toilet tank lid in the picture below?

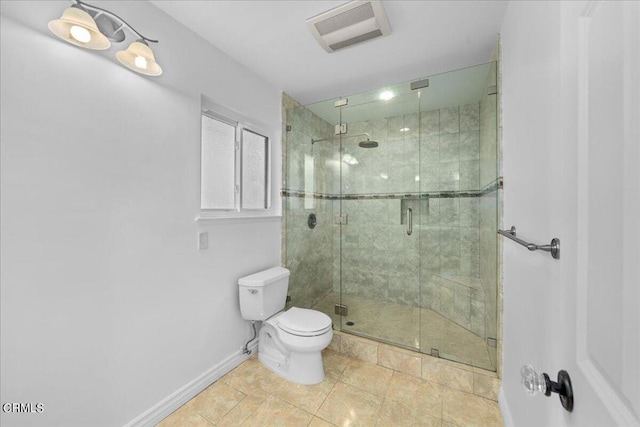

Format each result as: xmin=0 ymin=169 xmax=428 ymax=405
xmin=238 ymin=266 xmax=290 ymax=287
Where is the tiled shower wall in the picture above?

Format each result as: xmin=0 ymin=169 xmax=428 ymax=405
xmin=479 ymin=61 xmax=500 ymax=364
xmin=332 ymin=105 xmax=485 ymax=337
xmin=283 ymin=82 xmax=498 ymax=342
xmin=282 ymin=93 xmax=335 ymax=309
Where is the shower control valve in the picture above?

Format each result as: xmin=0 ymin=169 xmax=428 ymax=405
xmin=307 ymin=213 xmax=317 ymax=229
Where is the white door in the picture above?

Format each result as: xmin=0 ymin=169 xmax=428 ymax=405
xmin=570 ymin=1 xmax=640 ymax=425
xmin=500 ymin=1 xmax=639 ymax=426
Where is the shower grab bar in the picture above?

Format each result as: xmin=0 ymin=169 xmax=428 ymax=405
xmin=406 ymin=207 xmax=412 ymax=236
xmin=498 ymin=226 xmax=560 ymax=259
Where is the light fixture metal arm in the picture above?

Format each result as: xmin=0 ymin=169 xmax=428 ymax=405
xmin=74 ymin=0 xmax=159 ymax=43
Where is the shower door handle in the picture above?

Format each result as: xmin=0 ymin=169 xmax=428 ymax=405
xmin=406 ymin=207 xmax=413 ymax=235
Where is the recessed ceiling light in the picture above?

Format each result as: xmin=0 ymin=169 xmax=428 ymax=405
xmin=379 ymin=91 xmax=394 ymax=101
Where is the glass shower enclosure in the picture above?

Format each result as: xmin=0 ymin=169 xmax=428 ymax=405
xmin=283 ymin=62 xmax=499 ymax=370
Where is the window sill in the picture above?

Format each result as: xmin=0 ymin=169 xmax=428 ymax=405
xmin=195 ymin=215 xmax=282 ymax=224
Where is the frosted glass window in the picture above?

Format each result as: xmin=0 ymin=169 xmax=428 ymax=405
xmin=241 ymin=129 xmax=269 ymax=209
xmin=201 ymin=114 xmax=236 ymax=210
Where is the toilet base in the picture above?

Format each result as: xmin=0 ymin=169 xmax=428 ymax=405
xmin=259 ymin=350 xmax=325 ymax=385
xmin=258 ymin=322 xmax=331 ymax=385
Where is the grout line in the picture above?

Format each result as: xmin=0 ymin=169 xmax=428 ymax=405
xmin=194 ymin=412 xmax=213 ymax=427
xmin=227 ymin=385 xmax=265 ymax=426
xmin=316 ymin=378 xmax=337 ymax=414
xmin=440 ymin=386 xmax=445 ymax=424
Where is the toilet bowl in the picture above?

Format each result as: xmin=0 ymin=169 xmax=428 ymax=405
xmin=258 ymin=308 xmax=333 ymax=385
xmin=238 ymin=267 xmax=333 ymax=385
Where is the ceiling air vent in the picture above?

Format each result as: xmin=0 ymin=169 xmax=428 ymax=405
xmin=306 ymin=0 xmax=391 ymax=53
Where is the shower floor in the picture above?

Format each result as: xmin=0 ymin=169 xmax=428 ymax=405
xmin=312 ymin=292 xmax=494 ymax=371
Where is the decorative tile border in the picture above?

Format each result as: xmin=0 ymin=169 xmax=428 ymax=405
xmin=281 ymin=178 xmax=502 ymax=201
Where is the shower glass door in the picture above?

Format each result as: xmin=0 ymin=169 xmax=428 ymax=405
xmin=336 ymin=84 xmax=423 ymax=350
xmin=285 ymin=61 xmax=499 ymax=372
xmin=417 ymin=63 xmax=499 ymax=370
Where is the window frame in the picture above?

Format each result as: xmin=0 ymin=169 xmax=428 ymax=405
xmin=199 ymin=99 xmax=273 ymax=219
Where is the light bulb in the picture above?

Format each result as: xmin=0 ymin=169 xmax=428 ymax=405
xmin=134 ymin=55 xmax=148 ymax=70
xmin=379 ymin=90 xmax=394 ymax=101
xmin=69 ymin=25 xmax=91 ymax=43
xmin=400 ymin=127 xmax=410 ymax=132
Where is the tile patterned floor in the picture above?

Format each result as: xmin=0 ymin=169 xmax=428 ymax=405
xmin=158 ymin=349 xmax=503 ymax=427
xmin=312 ymin=293 xmax=495 ymax=370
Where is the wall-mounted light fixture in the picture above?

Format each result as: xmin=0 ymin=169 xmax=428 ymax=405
xmin=48 ymin=0 xmax=162 ymax=76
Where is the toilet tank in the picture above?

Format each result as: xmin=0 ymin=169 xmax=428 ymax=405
xmin=238 ymin=267 xmax=290 ymax=321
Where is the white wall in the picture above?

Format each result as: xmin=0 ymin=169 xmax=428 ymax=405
xmin=0 ymin=1 xmax=281 ymax=426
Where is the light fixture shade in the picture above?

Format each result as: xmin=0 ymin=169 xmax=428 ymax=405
xmin=116 ymin=41 xmax=163 ymax=76
xmin=48 ymin=6 xmax=111 ymax=50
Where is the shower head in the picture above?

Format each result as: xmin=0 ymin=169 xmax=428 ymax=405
xmin=359 ymin=139 xmax=379 ymax=148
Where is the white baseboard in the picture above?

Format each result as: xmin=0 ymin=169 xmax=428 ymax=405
xmin=124 ymin=341 xmax=258 ymax=427
xmin=498 ymin=386 xmax=515 ymax=427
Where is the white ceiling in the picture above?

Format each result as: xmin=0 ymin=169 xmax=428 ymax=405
xmin=151 ymin=1 xmax=508 ymax=106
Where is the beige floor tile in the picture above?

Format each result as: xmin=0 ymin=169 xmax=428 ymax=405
xmin=328 ymin=333 xmax=342 ymax=352
xmin=442 ymin=388 xmax=503 ymax=427
xmin=473 ymin=366 xmax=498 ymax=378
xmin=313 ymin=293 xmax=497 ymax=373
xmin=438 ymin=356 xmax=474 ymax=373
xmin=273 ymin=373 xmax=337 ymax=414
xmin=222 ymin=357 xmax=286 ymax=398
xmin=340 ymin=296 xmax=421 ymax=350
xmin=189 ymin=381 xmax=246 ymax=424
xmin=156 ymin=404 xmax=213 ymax=427
xmin=316 ymin=381 xmax=384 ymax=427
xmin=375 ymin=398 xmax=442 ymax=427
xmin=158 ymin=349 xmax=504 ymax=427
xmin=340 ymin=359 xmax=394 ymax=397
xmin=217 ymin=395 xmax=265 ymax=427
xmin=241 ymin=395 xmax=313 ymax=427
xmin=378 ymin=345 xmax=422 ymax=378
xmin=473 ymin=374 xmax=501 ymax=401
xmin=322 ymin=349 xmax=351 ymax=380
xmin=422 ymin=356 xmax=473 ymax=393
xmin=385 ymin=372 xmax=443 ymax=419
xmin=379 ymin=343 xmax=420 ymax=357
xmin=309 ymin=416 xmax=337 ymax=427
xmin=340 ymin=333 xmax=379 ymax=364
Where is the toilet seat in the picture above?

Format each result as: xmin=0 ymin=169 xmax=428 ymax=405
xmin=276 ymin=307 xmax=332 ymax=337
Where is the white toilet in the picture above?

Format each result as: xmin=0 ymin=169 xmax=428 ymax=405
xmin=238 ymin=266 xmax=333 ymax=385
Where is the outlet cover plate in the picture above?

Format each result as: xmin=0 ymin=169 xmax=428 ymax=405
xmin=198 ymin=232 xmax=208 ymax=250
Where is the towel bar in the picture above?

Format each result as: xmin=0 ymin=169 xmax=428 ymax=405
xmin=498 ymin=226 xmax=560 ymax=260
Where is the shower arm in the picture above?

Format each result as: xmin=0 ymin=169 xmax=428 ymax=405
xmin=311 ymin=132 xmax=371 ymax=145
